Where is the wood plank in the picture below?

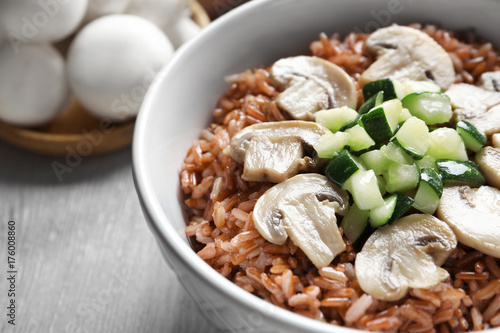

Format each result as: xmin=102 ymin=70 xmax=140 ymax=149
xmin=0 ymin=142 xmax=219 ymax=333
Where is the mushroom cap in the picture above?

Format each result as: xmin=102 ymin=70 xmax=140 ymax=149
xmin=446 ymin=83 xmax=500 ymax=113
xmin=360 ymin=25 xmax=455 ymax=90
xmin=445 ymin=83 xmax=500 ymax=135
xmin=0 ymin=43 xmax=68 ymax=127
xmin=125 ymin=0 xmax=190 ymax=29
xmin=67 ymin=15 xmax=174 ymax=122
xmin=492 ymin=134 xmax=500 ymax=148
xmin=164 ymin=15 xmax=201 ymax=50
xmin=355 ymin=214 xmax=456 ymax=301
xmin=476 ymin=147 xmax=500 ymax=188
xmin=83 ymin=0 xmax=132 ymax=23
xmin=253 ymin=174 xmax=349 ymax=268
xmin=0 ymin=0 xmax=88 ymax=43
xmin=479 ymin=71 xmax=500 ymax=92
xmin=230 ymin=121 xmax=330 ymax=182
xmin=270 ymin=56 xmax=357 ymax=120
xmin=230 ymin=121 xmax=330 ymax=163
xmin=463 ymin=104 xmax=500 ymax=136
xmin=437 ymin=185 xmax=500 ymax=258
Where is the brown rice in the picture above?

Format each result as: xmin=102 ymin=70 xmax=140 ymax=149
xmin=181 ymin=24 xmax=500 ymax=332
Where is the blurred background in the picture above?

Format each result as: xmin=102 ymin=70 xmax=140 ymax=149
xmin=0 ymin=1 xmax=250 ymax=333
xmin=199 ymin=0 xmax=250 ymax=19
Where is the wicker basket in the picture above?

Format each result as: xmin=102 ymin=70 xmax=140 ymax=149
xmin=0 ymin=2 xmax=210 ymax=156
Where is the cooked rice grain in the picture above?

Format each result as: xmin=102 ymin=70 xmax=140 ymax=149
xmin=181 ymin=25 xmax=500 ymax=331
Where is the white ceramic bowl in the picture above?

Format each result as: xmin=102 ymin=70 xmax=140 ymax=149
xmin=133 ymin=0 xmax=500 ymax=331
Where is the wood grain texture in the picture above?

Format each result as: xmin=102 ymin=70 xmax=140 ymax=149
xmin=0 ymin=141 xmax=219 ymax=333
xmin=0 ymin=98 xmax=136 ymax=156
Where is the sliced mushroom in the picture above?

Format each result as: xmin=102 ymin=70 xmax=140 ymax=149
xmin=269 ymin=56 xmax=357 ymax=120
xmin=445 ymin=83 xmax=500 ymax=135
xmin=479 ymin=71 xmax=500 ymax=92
xmin=446 ymin=83 xmax=500 ymax=112
xmin=242 ymin=136 xmax=308 ymax=183
xmin=460 ymin=104 xmax=500 ymax=136
xmin=359 ymin=25 xmax=455 ymax=90
xmin=493 ymin=133 xmax=500 ymax=148
xmin=230 ymin=121 xmax=330 ymax=183
xmin=476 ymin=147 xmax=500 ymax=188
xmin=355 ymin=214 xmax=456 ymax=301
xmin=437 ymin=185 xmax=500 ymax=258
xmin=252 ymin=173 xmax=349 ymax=268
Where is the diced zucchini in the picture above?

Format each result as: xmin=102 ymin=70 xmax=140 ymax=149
xmin=344 ymin=169 xmax=385 ymax=210
xmin=360 ymin=99 xmax=402 ymax=144
xmin=369 ymin=195 xmax=397 ymax=228
xmin=345 ymin=125 xmax=376 ymax=152
xmin=359 ymin=91 xmax=384 ymax=115
xmin=315 ymin=106 xmax=359 ymax=133
xmin=384 ymin=162 xmax=420 ymax=193
xmin=416 ymin=155 xmax=437 ymax=171
xmin=362 ymin=78 xmax=398 ymax=101
xmin=413 ymin=182 xmax=441 ymax=215
xmin=314 ymin=132 xmax=350 ymax=159
xmin=393 ymin=79 xmax=441 ymax=99
xmin=398 ymin=107 xmax=412 ymax=122
xmin=341 ymin=202 xmax=372 ymax=249
xmin=420 ymin=168 xmax=443 ymax=198
xmin=324 ymin=149 xmax=363 ymax=188
xmin=401 ymin=92 xmax=452 ymax=125
xmin=339 ymin=115 xmax=362 ymax=132
xmin=426 ymin=128 xmax=468 ymax=162
xmin=376 ymin=174 xmax=387 ymax=195
xmin=369 ymin=193 xmax=414 ymax=228
xmin=360 ymin=108 xmax=393 ymax=144
xmin=389 ymin=194 xmax=414 ymax=223
xmin=413 ymin=168 xmax=443 ymax=214
xmin=436 ymin=159 xmax=486 ymax=186
xmin=359 ymin=149 xmax=391 ymax=175
xmin=456 ymin=120 xmax=487 ymax=152
xmin=392 ymin=117 xmax=430 ymax=160
xmin=381 ymin=142 xmax=414 ymax=165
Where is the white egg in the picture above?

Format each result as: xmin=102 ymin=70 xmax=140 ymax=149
xmin=165 ymin=14 xmax=201 ymax=49
xmin=0 ymin=0 xmax=88 ymax=44
xmin=0 ymin=43 xmax=69 ymax=127
xmin=83 ymin=0 xmax=131 ymax=23
xmin=67 ymin=15 xmax=174 ymax=122
xmin=125 ymin=0 xmax=191 ymax=29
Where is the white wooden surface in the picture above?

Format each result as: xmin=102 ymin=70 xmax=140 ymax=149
xmin=0 ymin=141 xmax=219 ymax=333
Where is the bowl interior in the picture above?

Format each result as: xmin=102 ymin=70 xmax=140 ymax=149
xmin=133 ymin=0 xmax=500 ymax=330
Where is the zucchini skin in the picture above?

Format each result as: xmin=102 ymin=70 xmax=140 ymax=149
xmin=324 ymin=149 xmax=361 ymax=188
xmin=363 ymin=78 xmax=398 ymax=101
xmin=436 ymin=159 xmax=486 ymax=186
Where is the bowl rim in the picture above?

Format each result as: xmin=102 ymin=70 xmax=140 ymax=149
xmin=132 ymin=0 xmax=362 ymax=331
xmin=132 ymin=0 xmax=500 ymax=331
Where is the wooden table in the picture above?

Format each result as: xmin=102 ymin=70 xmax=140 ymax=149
xmin=0 ymin=141 xmax=219 ymax=333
